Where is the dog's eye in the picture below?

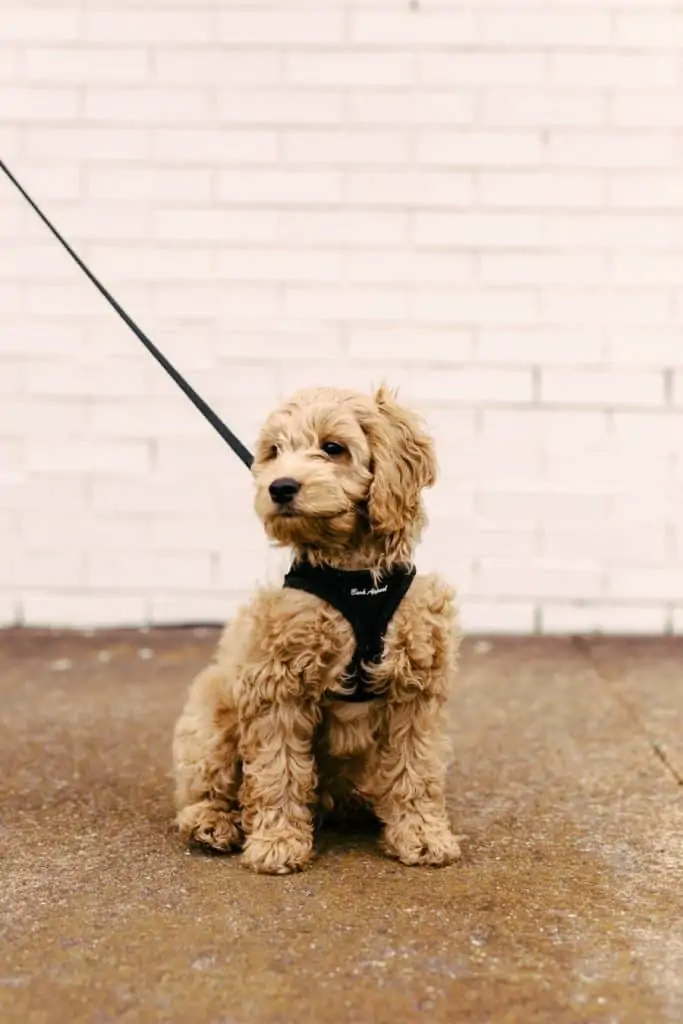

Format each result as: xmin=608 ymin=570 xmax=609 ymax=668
xmin=321 ymin=441 xmax=346 ymax=457
xmin=266 ymin=444 xmax=279 ymax=461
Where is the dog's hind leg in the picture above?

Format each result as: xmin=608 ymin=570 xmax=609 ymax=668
xmin=172 ymin=664 xmax=242 ymax=853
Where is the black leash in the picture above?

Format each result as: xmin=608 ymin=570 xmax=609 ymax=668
xmin=0 ymin=160 xmax=254 ymax=470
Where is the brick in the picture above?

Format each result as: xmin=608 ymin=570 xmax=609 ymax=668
xmin=415 ymin=212 xmax=543 ymax=249
xmin=551 ymin=54 xmax=677 ymax=88
xmin=541 ymin=369 xmax=664 ymax=408
xmin=27 ymin=128 xmax=150 ymax=162
xmin=215 ymin=327 xmax=343 ymax=361
xmin=549 ymin=519 xmax=670 ymax=563
xmin=3 ymin=8 xmax=81 ymax=41
xmin=84 ymin=10 xmax=213 ymax=43
xmin=611 ymin=254 xmax=683 ymax=287
xmin=608 ymin=568 xmax=683 ymax=602
xmin=0 ymin=362 xmax=23 ymax=396
xmin=477 ymin=330 xmax=605 ymax=367
xmin=350 ymin=10 xmax=476 ymax=45
xmin=91 ymin=473 xmax=213 ymax=515
xmin=217 ymin=170 xmax=342 ymax=204
xmin=20 ymin=549 xmax=85 ymax=588
xmin=608 ymin=174 xmax=682 ymax=210
xmin=21 ymin=513 xmax=150 ymax=552
xmin=470 ymin=524 xmax=537 ymax=559
xmin=612 ymin=94 xmax=683 ymax=129
xmin=286 ymin=52 xmax=412 ymax=87
xmin=20 ymin=283 xmax=104 ymax=322
xmin=479 ymin=252 xmax=605 ymax=286
xmin=25 ymin=439 xmax=150 ymax=475
xmin=387 ymin=367 xmax=532 ymax=404
xmin=89 ymin=399 xmax=214 ymax=441
xmin=418 ymin=131 xmax=542 ymax=167
xmin=149 ymin=515 xmax=232 ymax=551
xmin=87 ymin=550 xmax=212 ymax=590
xmin=1 ymin=398 xmax=88 ymax=438
xmin=0 ymin=595 xmax=18 ymax=627
xmin=153 ymin=129 xmax=278 ymax=165
xmin=460 ymin=602 xmax=536 ymax=635
xmin=154 ymin=282 xmax=280 ymax=320
xmin=611 ymin=489 xmax=677 ymax=527
xmin=0 ymin=439 xmax=21 ymax=472
xmin=5 ymin=163 xmax=81 ymax=201
xmin=348 ymin=251 xmax=474 ymax=285
xmin=276 ymin=210 xmax=408 ymax=246
xmin=153 ymin=208 xmax=277 ymax=244
xmin=475 ymin=10 xmax=611 ymax=47
xmin=2 ymin=474 xmax=88 ymax=513
xmin=275 ymin=362 xmax=400 ymax=399
xmin=348 ymin=327 xmax=474 ymax=363
xmin=476 ymin=487 xmax=610 ymax=525
xmin=155 ymin=50 xmax=280 ymax=86
xmin=86 ymin=167 xmax=212 ymax=203
xmin=475 ymin=558 xmax=603 ymax=600
xmin=1 ymin=86 xmax=78 ymax=120
xmin=419 ymin=53 xmax=545 ymax=86
xmin=217 ymin=89 xmax=344 ymax=127
xmin=412 ymin=289 xmax=538 ymax=326
xmin=481 ymin=89 xmax=607 ymax=128
xmin=284 ymin=286 xmax=409 ymax=322
xmin=542 ymin=213 xmax=679 ymax=249
xmin=0 ymin=125 xmax=21 ymax=160
xmin=25 ymin=48 xmax=148 ymax=84
xmin=346 ymin=171 xmax=473 ymax=207
xmin=149 ymin=593 xmax=235 ymax=626
xmin=21 ymin=591 xmax=148 ymax=629
xmin=85 ymin=88 xmax=212 ymax=124
xmin=218 ymin=10 xmax=344 ymax=45
xmin=0 ymin=283 xmax=27 ymax=316
xmin=541 ymin=604 xmax=668 ymax=635
xmin=348 ymin=91 xmax=474 ymax=127
xmin=540 ymin=290 xmax=672 ymax=328
xmin=479 ymin=171 xmax=604 ymax=209
xmin=548 ymin=133 xmax=673 ymax=169
xmin=614 ymin=13 xmax=683 ymax=47
xmin=611 ymin=412 xmax=683 ymax=454
xmin=283 ymin=130 xmax=409 ymax=166
xmin=89 ymin=244 xmax=213 ymax=282
xmin=215 ymin=248 xmax=342 ymax=284
xmin=39 ymin=202 xmax=153 ymax=241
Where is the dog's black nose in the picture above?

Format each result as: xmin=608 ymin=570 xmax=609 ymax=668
xmin=269 ymin=477 xmax=301 ymax=505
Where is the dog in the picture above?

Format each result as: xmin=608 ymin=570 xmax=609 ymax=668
xmin=172 ymin=384 xmax=462 ymax=874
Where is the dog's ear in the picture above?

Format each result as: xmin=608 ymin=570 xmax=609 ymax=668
xmin=362 ymin=384 xmax=437 ymax=535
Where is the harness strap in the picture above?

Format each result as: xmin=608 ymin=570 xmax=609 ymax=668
xmin=283 ymin=562 xmax=416 ymax=702
xmin=0 ymin=160 xmax=253 ymax=470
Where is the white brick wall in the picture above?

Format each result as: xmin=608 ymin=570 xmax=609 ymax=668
xmin=1 ymin=1 xmax=682 ymax=635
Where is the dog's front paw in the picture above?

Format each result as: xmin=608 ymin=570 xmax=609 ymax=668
xmin=242 ymin=830 xmax=313 ymax=875
xmin=382 ymin=818 xmax=463 ymax=868
xmin=177 ymin=802 xmax=242 ymax=853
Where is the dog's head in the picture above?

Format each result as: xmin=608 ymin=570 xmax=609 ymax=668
xmin=252 ymin=385 xmax=436 ymax=567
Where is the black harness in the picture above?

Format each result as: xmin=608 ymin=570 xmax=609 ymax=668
xmin=283 ymin=561 xmax=416 ymax=702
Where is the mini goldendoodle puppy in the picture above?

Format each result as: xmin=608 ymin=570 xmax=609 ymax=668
xmin=172 ymin=384 xmax=462 ymax=874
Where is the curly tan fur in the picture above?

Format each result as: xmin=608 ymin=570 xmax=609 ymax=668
xmin=172 ymin=385 xmax=462 ymax=874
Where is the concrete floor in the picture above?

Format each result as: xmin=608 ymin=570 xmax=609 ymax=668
xmin=1 ymin=629 xmax=682 ymax=1024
